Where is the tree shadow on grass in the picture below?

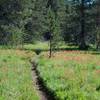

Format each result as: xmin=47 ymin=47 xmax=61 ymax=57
xmin=32 ymin=48 xmax=100 ymax=56
xmin=29 ymin=47 xmax=79 ymax=55
xmin=90 ymin=52 xmax=100 ymax=55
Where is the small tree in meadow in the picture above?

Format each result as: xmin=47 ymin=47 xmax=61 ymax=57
xmin=47 ymin=8 xmax=61 ymax=58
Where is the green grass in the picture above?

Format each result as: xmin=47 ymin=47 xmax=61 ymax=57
xmin=0 ymin=49 xmax=39 ymax=100
xmin=0 ymin=43 xmax=99 ymax=100
xmin=37 ymin=51 xmax=100 ymax=100
xmin=23 ymin=42 xmax=49 ymax=50
xmin=23 ymin=42 xmax=79 ymax=51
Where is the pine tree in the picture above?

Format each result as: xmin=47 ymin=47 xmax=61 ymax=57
xmin=46 ymin=0 xmax=65 ymax=57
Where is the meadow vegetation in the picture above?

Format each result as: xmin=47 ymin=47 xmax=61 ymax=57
xmin=37 ymin=51 xmax=100 ymax=100
xmin=0 ymin=49 xmax=39 ymax=100
xmin=0 ymin=43 xmax=100 ymax=100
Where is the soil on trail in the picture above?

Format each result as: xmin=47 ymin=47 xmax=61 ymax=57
xmin=31 ymin=62 xmax=56 ymax=100
xmin=32 ymin=69 xmax=47 ymax=100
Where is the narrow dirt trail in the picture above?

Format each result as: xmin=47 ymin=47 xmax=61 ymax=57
xmin=32 ymin=66 xmax=48 ymax=100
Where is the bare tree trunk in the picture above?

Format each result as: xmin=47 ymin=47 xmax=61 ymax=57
xmin=96 ymin=42 xmax=99 ymax=50
xmin=49 ymin=36 xmax=52 ymax=58
xmin=96 ymin=32 xmax=100 ymax=50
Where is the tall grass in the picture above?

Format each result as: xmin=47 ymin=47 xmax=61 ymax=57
xmin=0 ymin=49 xmax=39 ymax=100
xmin=37 ymin=51 xmax=100 ymax=100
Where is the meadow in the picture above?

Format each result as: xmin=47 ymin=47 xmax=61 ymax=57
xmin=0 ymin=49 xmax=39 ymax=100
xmin=37 ymin=51 xmax=100 ymax=100
xmin=0 ymin=43 xmax=100 ymax=100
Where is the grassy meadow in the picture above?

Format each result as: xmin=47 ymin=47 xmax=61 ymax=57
xmin=37 ymin=51 xmax=100 ymax=100
xmin=0 ymin=49 xmax=39 ymax=100
xmin=0 ymin=43 xmax=100 ymax=100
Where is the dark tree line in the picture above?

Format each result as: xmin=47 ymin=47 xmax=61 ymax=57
xmin=0 ymin=0 xmax=100 ymax=50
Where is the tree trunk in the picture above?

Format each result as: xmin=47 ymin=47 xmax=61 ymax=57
xmin=79 ymin=0 xmax=87 ymax=50
xmin=96 ymin=1 xmax=100 ymax=50
xmin=49 ymin=36 xmax=52 ymax=58
xmin=96 ymin=42 xmax=99 ymax=50
xmin=96 ymin=31 xmax=100 ymax=50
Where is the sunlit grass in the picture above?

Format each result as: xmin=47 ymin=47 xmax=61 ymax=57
xmin=38 ymin=51 xmax=100 ymax=100
xmin=0 ymin=43 xmax=100 ymax=100
xmin=23 ymin=42 xmax=78 ymax=51
xmin=23 ymin=42 xmax=49 ymax=50
xmin=0 ymin=50 xmax=39 ymax=100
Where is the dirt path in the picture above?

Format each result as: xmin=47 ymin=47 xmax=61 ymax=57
xmin=32 ymin=66 xmax=48 ymax=100
xmin=31 ymin=57 xmax=57 ymax=100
